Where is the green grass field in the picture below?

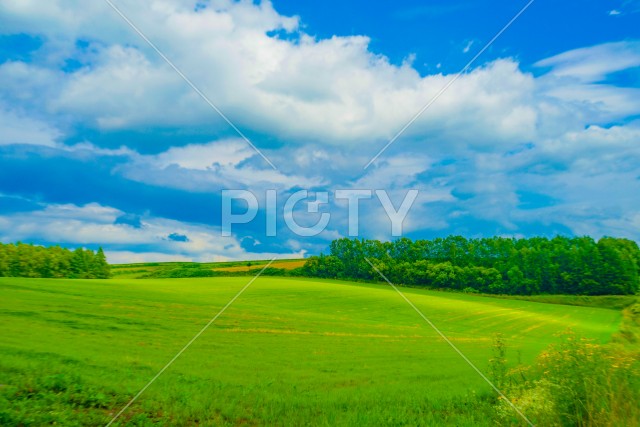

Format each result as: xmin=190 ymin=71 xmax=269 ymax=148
xmin=0 ymin=276 xmax=626 ymax=426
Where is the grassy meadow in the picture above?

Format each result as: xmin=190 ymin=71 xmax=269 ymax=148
xmin=0 ymin=276 xmax=632 ymax=426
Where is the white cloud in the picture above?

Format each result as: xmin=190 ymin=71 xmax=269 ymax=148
xmin=1 ymin=1 xmax=636 ymax=156
xmin=462 ymin=40 xmax=474 ymax=53
xmin=1 ymin=3 xmax=638 ymax=150
xmin=154 ymin=139 xmax=255 ymax=170
xmin=535 ymin=41 xmax=640 ymax=82
xmin=0 ymin=105 xmax=61 ymax=147
xmin=538 ymin=122 xmax=640 ymax=160
xmin=117 ymin=138 xmax=326 ymax=192
xmin=350 ymin=153 xmax=430 ymax=189
xmin=444 ymin=122 xmax=640 ymax=239
xmin=532 ymin=42 xmax=640 ymax=127
xmin=0 ymin=0 xmax=540 ymax=147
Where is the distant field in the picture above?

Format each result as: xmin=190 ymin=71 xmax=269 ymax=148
xmin=110 ymin=259 xmax=304 ymax=279
xmin=0 ymin=276 xmax=625 ymax=426
xmin=213 ymin=260 xmax=307 ymax=272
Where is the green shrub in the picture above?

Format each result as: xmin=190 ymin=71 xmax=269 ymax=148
xmin=496 ymin=330 xmax=640 ymax=426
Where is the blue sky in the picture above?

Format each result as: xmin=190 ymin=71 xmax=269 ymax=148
xmin=0 ymin=0 xmax=639 ymax=262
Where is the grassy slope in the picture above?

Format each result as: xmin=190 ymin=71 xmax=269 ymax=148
xmin=0 ymin=277 xmax=626 ymax=426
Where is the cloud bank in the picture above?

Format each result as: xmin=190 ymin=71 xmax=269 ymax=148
xmin=0 ymin=0 xmax=639 ymax=260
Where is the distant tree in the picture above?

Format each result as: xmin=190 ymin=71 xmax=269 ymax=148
xmin=0 ymin=241 xmax=109 ymax=280
xmin=91 ymin=247 xmax=111 ymax=279
xmin=70 ymin=248 xmax=89 ymax=278
xmin=596 ymin=237 xmax=639 ymax=295
xmin=302 ymin=235 xmax=640 ymax=296
xmin=507 ymin=266 xmax=526 ymax=294
xmin=0 ymin=243 xmax=8 ymax=276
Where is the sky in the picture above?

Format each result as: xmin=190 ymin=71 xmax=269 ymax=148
xmin=0 ymin=0 xmax=639 ymax=263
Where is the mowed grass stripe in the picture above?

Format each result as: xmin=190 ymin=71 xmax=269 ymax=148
xmin=0 ymin=277 xmax=623 ymax=426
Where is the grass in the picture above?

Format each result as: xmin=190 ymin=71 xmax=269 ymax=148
xmin=495 ymin=306 xmax=640 ymax=426
xmin=0 ymin=276 xmax=629 ymax=426
xmin=110 ymin=259 xmax=303 ymax=279
xmin=482 ymin=294 xmax=638 ymax=310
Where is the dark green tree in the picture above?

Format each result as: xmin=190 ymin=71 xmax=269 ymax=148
xmin=91 ymin=247 xmax=111 ymax=279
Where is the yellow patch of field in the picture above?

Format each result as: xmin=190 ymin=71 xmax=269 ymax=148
xmin=213 ymin=260 xmax=306 ymax=272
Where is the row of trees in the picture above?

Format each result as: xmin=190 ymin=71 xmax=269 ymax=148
xmin=302 ymin=236 xmax=640 ymax=295
xmin=0 ymin=242 xmax=110 ymax=279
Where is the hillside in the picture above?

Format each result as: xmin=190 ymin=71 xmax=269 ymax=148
xmin=0 ymin=276 xmax=631 ymax=426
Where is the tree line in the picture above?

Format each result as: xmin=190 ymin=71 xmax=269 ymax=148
xmin=301 ymin=236 xmax=640 ymax=295
xmin=0 ymin=242 xmax=110 ymax=279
